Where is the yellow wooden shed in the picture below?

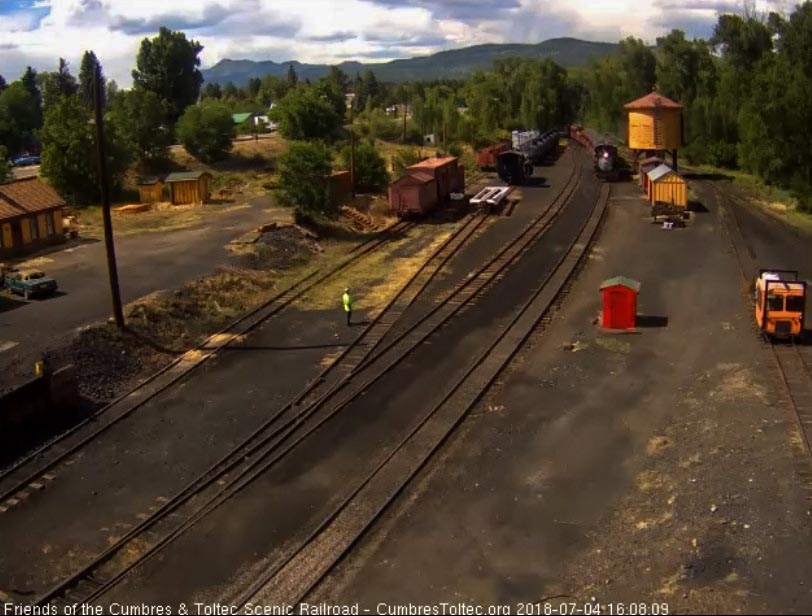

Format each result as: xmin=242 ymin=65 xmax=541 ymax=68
xmin=647 ymin=164 xmax=687 ymax=208
xmin=164 ymin=171 xmax=213 ymax=205
xmin=137 ymin=177 xmax=164 ymax=203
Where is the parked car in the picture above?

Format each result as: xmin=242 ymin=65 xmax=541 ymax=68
xmin=5 ymin=270 xmax=58 ymax=299
xmin=12 ymin=155 xmax=40 ymax=167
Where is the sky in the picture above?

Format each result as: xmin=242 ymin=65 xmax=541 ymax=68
xmin=0 ymin=0 xmax=796 ymax=87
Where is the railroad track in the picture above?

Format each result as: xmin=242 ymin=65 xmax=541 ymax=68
xmin=33 ymin=152 xmax=583 ymax=609
xmin=29 ymin=211 xmax=488 ymax=608
xmin=237 ymin=172 xmax=610 ymax=609
xmin=709 ymin=180 xmax=812 ymax=494
xmin=0 ymin=220 xmax=417 ymax=510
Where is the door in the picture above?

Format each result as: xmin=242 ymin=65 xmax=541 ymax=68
xmin=609 ymin=290 xmax=627 ymax=328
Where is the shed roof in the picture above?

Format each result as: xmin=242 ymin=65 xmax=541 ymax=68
xmin=232 ymin=112 xmax=255 ymax=124
xmin=137 ymin=177 xmax=162 ymax=186
xmin=0 ymin=177 xmax=65 ymax=220
xmin=164 ymin=171 xmax=212 ymax=183
xmin=647 ymin=164 xmax=681 ymax=183
xmin=639 ymin=156 xmax=666 ymax=166
xmin=408 ymin=156 xmax=458 ymax=170
xmin=600 ymin=276 xmax=641 ymax=292
xmin=624 ymin=92 xmax=684 ymax=110
xmin=392 ymin=171 xmax=435 ymax=186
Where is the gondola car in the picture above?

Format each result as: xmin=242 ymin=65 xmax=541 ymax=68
xmin=754 ymin=270 xmax=807 ymax=340
xmin=496 ymin=151 xmax=533 ymax=185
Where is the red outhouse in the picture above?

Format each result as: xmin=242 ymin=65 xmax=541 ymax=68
xmin=600 ymin=276 xmax=641 ymax=330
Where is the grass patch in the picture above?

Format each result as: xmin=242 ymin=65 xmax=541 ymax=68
xmin=688 ymin=163 xmax=812 ymax=233
xmin=294 ymin=224 xmax=455 ymax=316
xmin=596 ymin=337 xmax=632 ymax=353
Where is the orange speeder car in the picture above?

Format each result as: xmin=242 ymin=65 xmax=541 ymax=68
xmin=754 ymin=269 xmax=807 ymax=340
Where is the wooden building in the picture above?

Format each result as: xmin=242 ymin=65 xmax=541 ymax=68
xmin=647 ymin=164 xmax=687 ymax=208
xmin=388 ymin=171 xmax=437 ymax=216
xmin=407 ymin=156 xmax=464 ymax=203
xmin=327 ymin=170 xmax=352 ymax=207
xmin=0 ymin=177 xmax=66 ymax=258
xmin=638 ymin=156 xmax=666 ymax=192
xmin=164 ymin=171 xmax=213 ymax=205
xmin=137 ymin=177 xmax=164 ymax=203
xmin=625 ymin=90 xmax=684 ymax=170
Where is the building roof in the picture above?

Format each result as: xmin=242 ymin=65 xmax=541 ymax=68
xmin=600 ymin=276 xmax=641 ymax=292
xmin=231 ymin=112 xmax=255 ymax=124
xmin=164 ymin=171 xmax=212 ymax=183
xmin=639 ymin=156 xmax=666 ymax=166
xmin=137 ymin=177 xmax=162 ymax=186
xmin=408 ymin=156 xmax=458 ymax=170
xmin=331 ymin=170 xmax=350 ymax=177
xmin=0 ymin=177 xmax=65 ymax=220
xmin=392 ymin=171 xmax=435 ymax=186
xmin=647 ymin=164 xmax=680 ymax=183
xmin=624 ymin=92 xmax=684 ymax=110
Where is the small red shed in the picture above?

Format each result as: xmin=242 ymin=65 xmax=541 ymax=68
xmin=600 ymin=276 xmax=641 ymax=330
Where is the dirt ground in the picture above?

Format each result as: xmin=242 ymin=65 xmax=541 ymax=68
xmin=312 ymin=179 xmax=812 ymax=614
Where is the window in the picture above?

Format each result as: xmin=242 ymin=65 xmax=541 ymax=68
xmin=29 ymin=217 xmax=39 ymax=240
xmin=786 ymin=296 xmax=805 ymax=312
xmin=767 ymin=295 xmax=784 ymax=311
xmin=45 ymin=213 xmax=54 ymax=235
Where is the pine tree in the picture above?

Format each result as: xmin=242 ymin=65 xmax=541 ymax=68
xmin=79 ymin=51 xmax=105 ymax=109
xmin=20 ymin=66 xmax=42 ymax=128
xmin=286 ymin=64 xmax=299 ymax=88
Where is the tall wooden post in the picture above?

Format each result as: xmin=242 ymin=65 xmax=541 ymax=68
xmin=93 ymin=69 xmax=124 ymax=329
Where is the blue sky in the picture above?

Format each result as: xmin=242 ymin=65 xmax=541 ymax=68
xmin=0 ymin=0 xmax=793 ymax=87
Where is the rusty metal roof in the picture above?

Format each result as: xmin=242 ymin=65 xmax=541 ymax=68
xmin=0 ymin=177 xmax=65 ymax=220
xmin=408 ymin=156 xmax=458 ymax=170
xmin=164 ymin=171 xmax=212 ymax=182
xmin=624 ymin=92 xmax=684 ymax=110
xmin=392 ymin=171 xmax=435 ymax=186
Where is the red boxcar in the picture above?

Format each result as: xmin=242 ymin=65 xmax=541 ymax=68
xmin=476 ymin=142 xmax=510 ymax=170
xmin=388 ymin=171 xmax=437 ymax=216
xmin=407 ymin=156 xmax=461 ymax=203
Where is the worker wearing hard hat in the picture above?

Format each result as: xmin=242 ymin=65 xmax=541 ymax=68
xmin=342 ymin=287 xmax=353 ymax=327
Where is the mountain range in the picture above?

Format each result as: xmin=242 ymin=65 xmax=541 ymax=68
xmin=201 ymin=37 xmax=618 ymax=85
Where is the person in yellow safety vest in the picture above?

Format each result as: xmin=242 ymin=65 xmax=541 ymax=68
xmin=342 ymin=287 xmax=353 ymax=327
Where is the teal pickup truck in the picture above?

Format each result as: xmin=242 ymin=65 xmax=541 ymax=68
xmin=6 ymin=269 xmax=58 ymax=299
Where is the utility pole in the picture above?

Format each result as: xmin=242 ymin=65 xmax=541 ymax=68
xmin=402 ymin=94 xmax=407 ymax=142
xmin=93 ymin=69 xmax=124 ymax=329
xmin=349 ymin=105 xmax=356 ymax=198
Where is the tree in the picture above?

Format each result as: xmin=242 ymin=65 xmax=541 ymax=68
xmin=0 ymin=146 xmax=10 ymax=183
xmin=79 ymin=51 xmax=105 ymax=110
xmin=132 ymin=27 xmax=204 ymax=123
xmin=247 ymin=77 xmax=262 ymax=98
xmin=20 ymin=66 xmax=42 ymax=129
xmin=222 ymin=82 xmax=239 ymax=99
xmin=270 ymin=86 xmax=342 ymax=141
xmin=339 ymin=141 xmax=388 ymax=193
xmin=0 ymin=82 xmax=39 ymax=154
xmin=393 ymin=147 xmax=421 ymax=175
xmin=106 ymin=79 xmax=120 ymax=105
xmin=356 ymin=70 xmax=381 ymax=110
xmin=40 ymin=94 xmax=131 ymax=203
xmin=202 ymin=82 xmax=222 ymax=100
xmin=39 ymin=58 xmax=79 ymax=112
xmin=176 ymin=102 xmax=234 ymax=163
xmin=0 ymin=74 xmax=6 ymax=94
xmin=286 ymin=64 xmax=299 ymax=88
xmin=274 ymin=141 xmax=334 ymax=218
xmin=326 ymin=66 xmax=350 ymax=94
xmin=110 ymin=89 xmax=172 ymax=164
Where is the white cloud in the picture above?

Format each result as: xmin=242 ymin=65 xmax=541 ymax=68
xmin=0 ymin=0 xmax=795 ymax=87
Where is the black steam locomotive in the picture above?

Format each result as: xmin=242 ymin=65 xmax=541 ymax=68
xmin=593 ymin=143 xmax=629 ymax=181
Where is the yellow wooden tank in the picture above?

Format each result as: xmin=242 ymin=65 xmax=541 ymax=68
xmin=625 ymin=91 xmax=684 ymax=151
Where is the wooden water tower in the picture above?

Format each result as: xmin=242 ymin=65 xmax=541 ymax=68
xmin=624 ymin=89 xmax=684 ymax=171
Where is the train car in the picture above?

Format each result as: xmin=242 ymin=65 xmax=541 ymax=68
xmin=594 ymin=143 xmax=621 ymax=180
xmin=496 ymin=151 xmax=533 ymax=185
xmin=470 ymin=186 xmax=512 ymax=212
xmin=754 ymin=270 xmax=807 ymax=340
xmin=476 ymin=141 xmax=510 ymax=170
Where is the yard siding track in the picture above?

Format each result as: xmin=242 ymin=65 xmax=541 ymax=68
xmin=42 ymin=156 xmax=585 ymax=608
xmin=0 ymin=221 xmax=418 ymax=508
xmin=238 ymin=183 xmax=611 ymax=610
xmin=29 ymin=212 xmax=489 ymax=608
xmin=709 ymin=181 xmax=812 ymax=497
